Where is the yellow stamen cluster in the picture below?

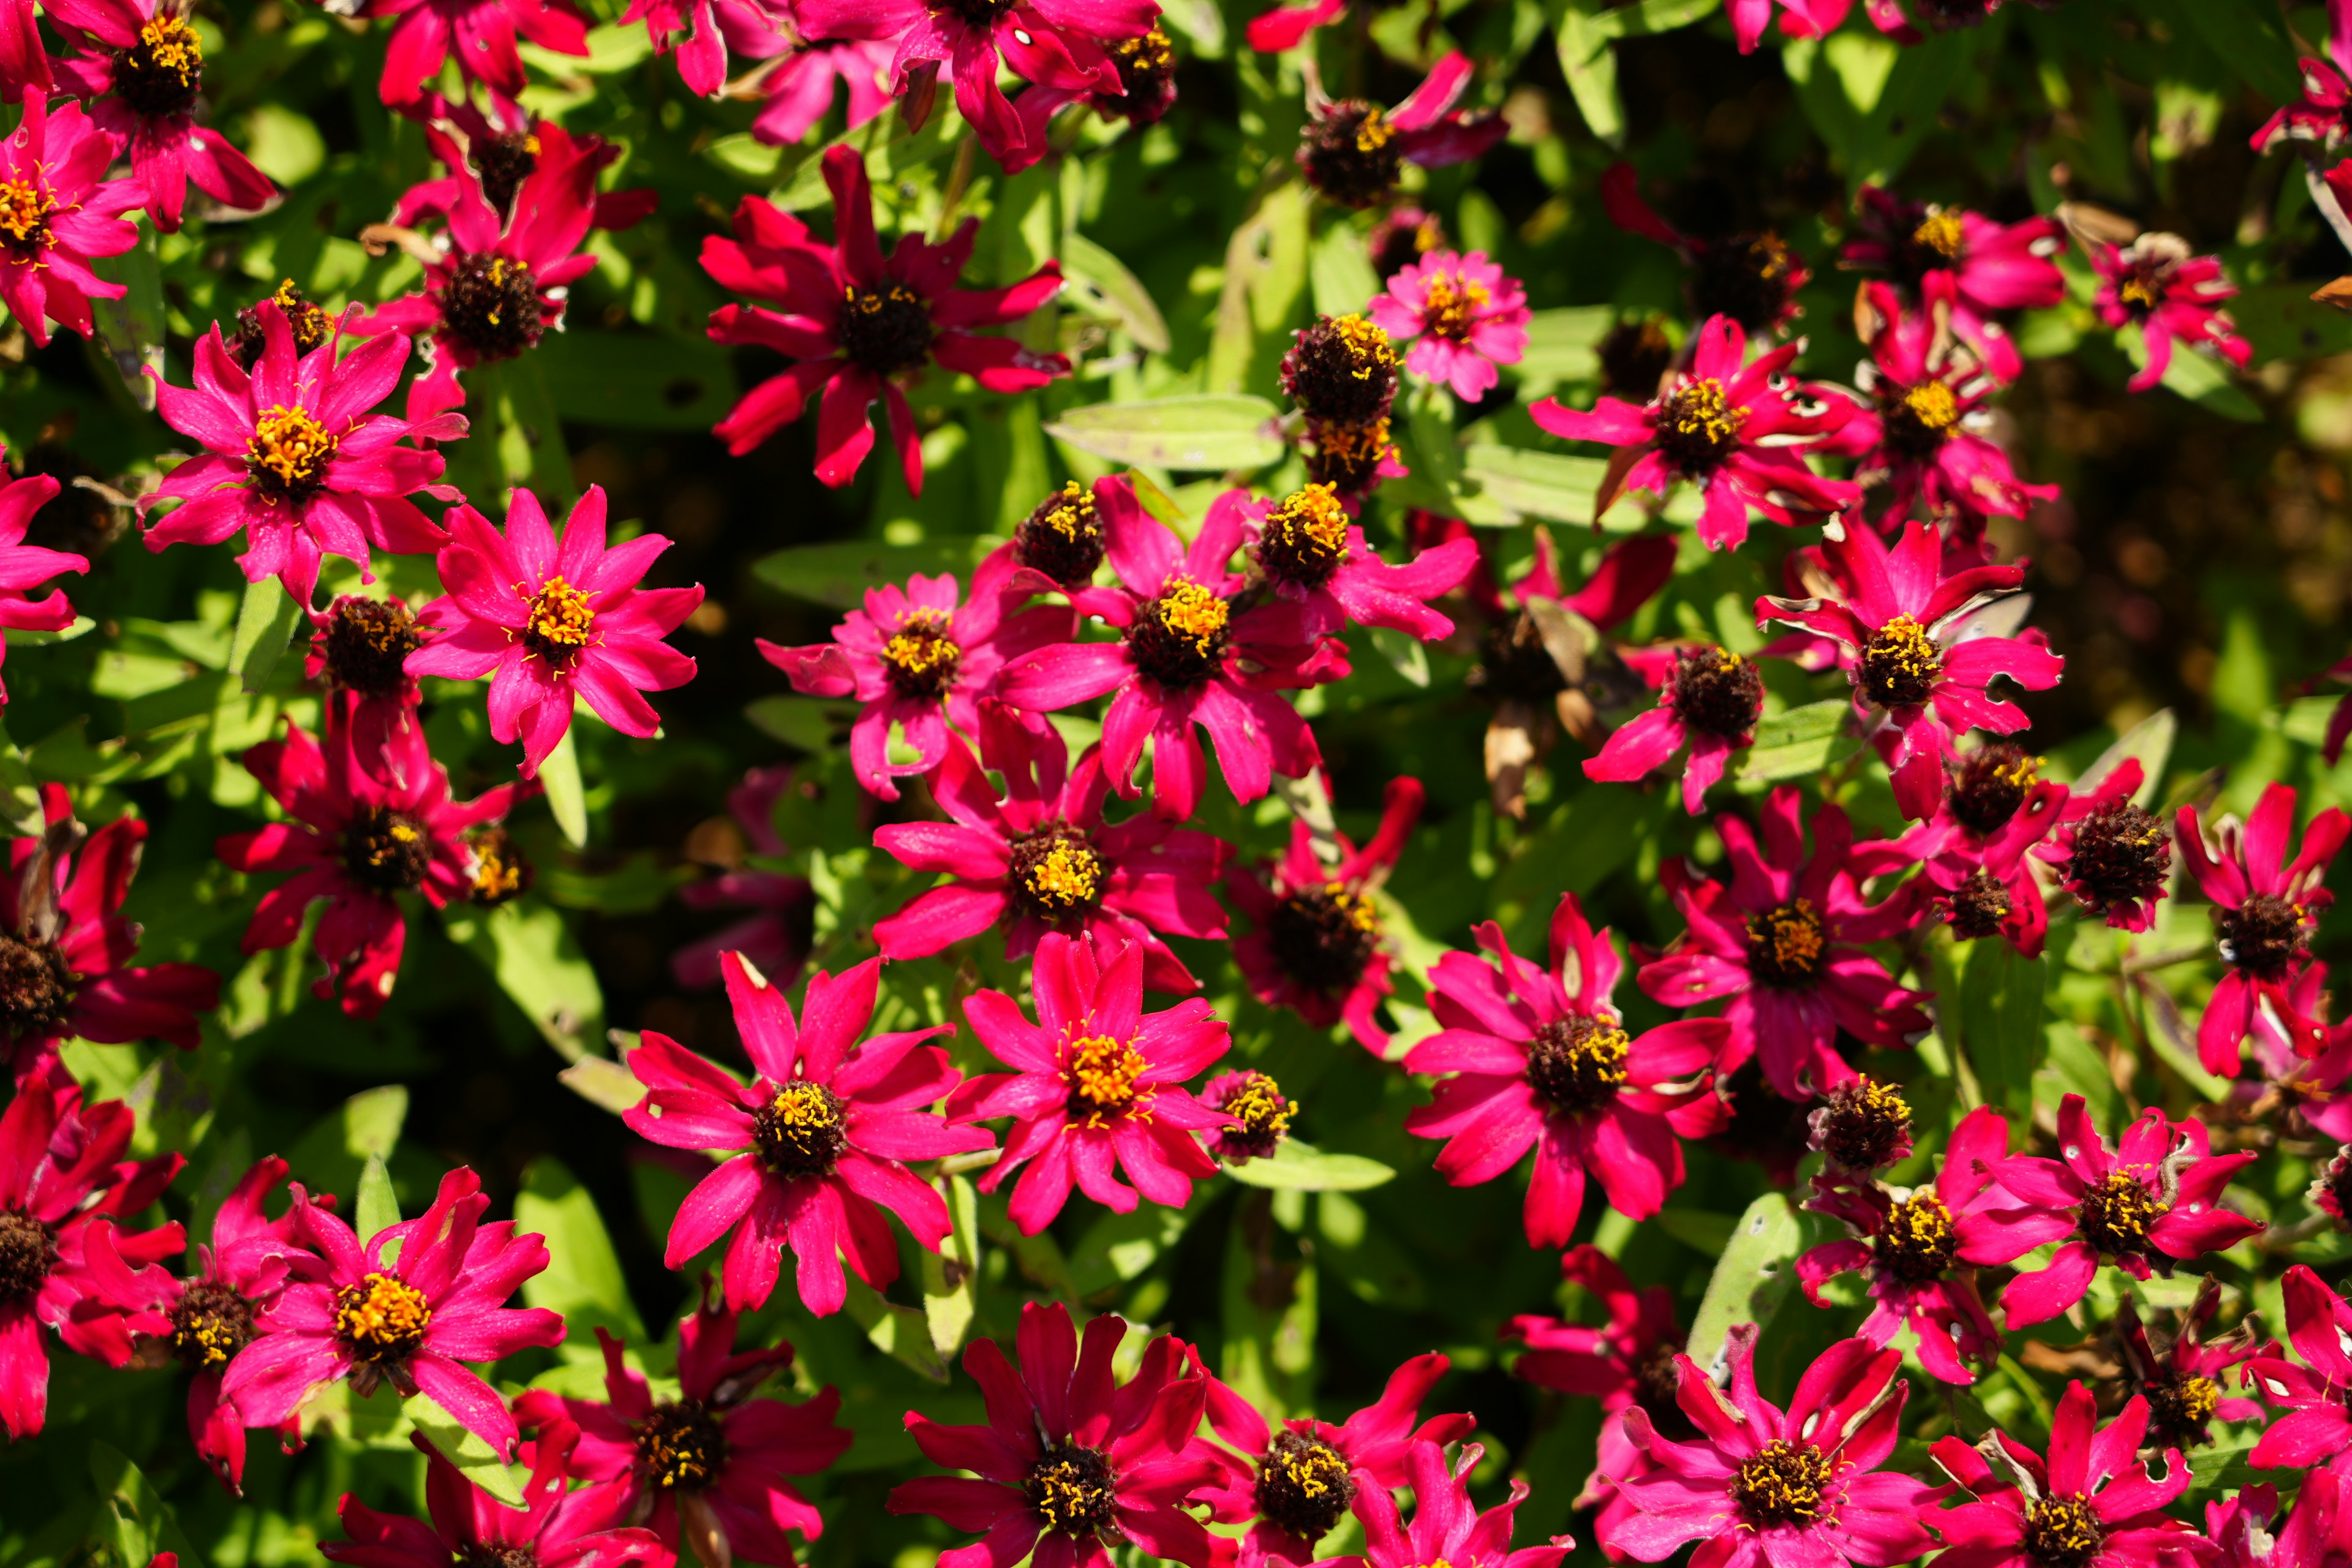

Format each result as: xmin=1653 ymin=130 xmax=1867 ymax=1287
xmin=1065 ymin=1032 xmax=1147 ymax=1121
xmin=138 ymin=12 xmax=203 ymax=87
xmin=1262 ymin=483 xmax=1351 ymax=565
xmin=1036 ymin=480 xmax=1091 ymax=539
xmin=1327 ymin=881 xmax=1380 ymax=935
xmin=1329 ymin=314 xmax=1398 ymax=380
xmin=527 ymin=576 xmax=596 ymax=649
xmin=2119 ymin=276 xmax=2158 ymax=308
xmin=1911 ymin=208 xmax=1966 ymax=258
xmin=246 ymin=405 xmax=337 ymax=495
xmin=1747 ymin=898 xmax=1825 ymax=979
xmin=334 ymin=1271 xmax=432 ymax=1355
xmin=0 ymin=179 xmax=51 ymax=249
xmin=882 ymin=612 xmax=960 ymax=678
xmin=1353 ymin=108 xmax=1392 ymax=154
xmin=1222 ymin=1074 xmax=1293 ymax=1144
xmin=1023 ymin=840 xmax=1102 ymax=910
xmin=1418 ymin=272 xmax=1492 ymax=342
xmin=1903 ymin=381 xmax=1960 ymax=432
xmin=1669 ymin=379 xmax=1746 ymax=447
xmin=1154 ymin=579 xmax=1229 ymax=657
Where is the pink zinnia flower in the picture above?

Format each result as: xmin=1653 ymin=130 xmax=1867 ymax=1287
xmin=995 ymin=489 xmax=1324 ymax=822
xmin=2255 ymin=12 xmax=2352 ymax=154
xmin=1531 ymin=315 xmax=1858 ymax=552
xmin=2248 ymin=1265 xmax=2352 ymax=1476
xmin=1585 ymin=643 xmax=1766 ymax=815
xmin=620 ymin=951 xmax=990 ymax=1316
xmin=363 ymin=0 xmax=589 ymax=108
xmin=758 ymin=557 xmax=1071 ymax=801
xmin=0 ymin=97 xmax=143 ymax=349
xmin=1327 ymin=1438 xmax=1573 ymax=1568
xmin=407 ymin=484 xmax=699 ymax=778
xmin=391 ymin=100 xmax=657 ymax=235
xmin=327 ymin=1419 xmax=667 ymax=1568
xmin=514 ymin=1295 xmax=851 ymax=1564
xmin=874 ymin=704 xmax=1231 ymax=992
xmin=1405 ymin=893 xmax=1730 ymax=1243
xmin=1229 ymin=777 xmax=1423 ymax=1055
xmin=1927 ymin=1383 xmax=2211 ymax=1568
xmin=217 ymin=703 xmax=523 ymax=1017
xmin=143 ymin=300 xmax=461 ymax=609
xmin=1849 ymin=744 xmax=2065 ymax=957
xmin=1796 ymin=1106 xmax=2070 ymax=1385
xmin=704 ymin=149 xmax=1068 ymax=489
xmin=1001 ymin=28 xmax=1182 ymax=173
xmin=220 ymin=1166 xmax=564 ymax=1457
xmin=622 ymin=0 xmax=779 ymax=95
xmin=1843 ymin=186 xmax=2064 ymax=380
xmin=1368 ymin=250 xmax=1530 ymax=402
xmin=2115 ymin=1277 xmax=2263 ymax=1453
xmin=0 ymin=1073 xmax=184 ymax=1440
xmin=1598 ymin=165 xmax=1812 ymax=338
xmin=1246 ymin=483 xmax=1479 ymax=642
xmin=1991 ymin=1095 xmax=2262 ymax=1328
xmin=2036 ymin=758 xmax=2173 ymax=933
xmin=1294 ymin=55 xmax=1507 ymax=210
xmin=2177 ymin=782 xmax=2348 ymax=1076
xmin=1727 ymin=0 xmax=1852 ymax=50
xmin=1756 ymin=515 xmax=2064 ymax=822
xmin=1196 ymin=1354 xmax=1474 ymax=1568
xmin=671 ymin=766 xmax=813 ymax=990
xmin=1597 ymin=1327 xmax=1939 ymax=1568
xmin=948 ymin=931 xmax=1229 ymax=1234
xmin=887 ymin=1300 xmax=1224 ymax=1568
xmin=0 ymin=449 xmax=86 ymax=706
xmin=303 ymin=594 xmax=426 ymax=786
xmin=43 ymin=0 xmax=274 ymax=230
xmin=2090 ymin=234 xmax=2252 ymax=393
xmin=1637 ymin=786 xmax=1929 ymax=1101
xmin=748 ymin=37 xmax=896 ymax=145
xmin=1 ymin=783 xmax=221 ymax=1080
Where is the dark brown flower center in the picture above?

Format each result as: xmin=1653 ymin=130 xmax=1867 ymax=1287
xmin=1875 ymin=1191 xmax=1957 ymax=1283
xmin=1857 ymin=615 xmax=1943 ymax=709
xmin=932 ymin=0 xmax=1012 ymax=24
xmin=1014 ymin=482 xmax=1106 ymax=587
xmin=879 ymin=611 xmax=961 ymax=699
xmin=0 ymin=1210 xmax=56 ymax=1305
xmin=752 ymin=1079 xmax=848 ymax=1177
xmin=1524 ymin=1014 xmax=1630 ymax=1115
xmin=1305 ymin=415 xmax=1396 ymax=496
xmin=0 ymin=933 xmax=74 ymax=1038
xmin=170 ymin=1278 xmax=257 ymax=1370
xmin=232 ymin=281 xmax=334 ymax=371
xmin=1097 ymin=27 xmax=1179 ymax=122
xmin=1257 ymin=483 xmax=1351 ymax=587
xmin=1265 ymin=883 xmax=1380 ymax=993
xmin=1812 ymin=1076 xmax=1912 ymax=1170
xmin=2064 ymin=803 xmax=2171 ymax=914
xmin=1880 ymin=380 xmax=1962 ymax=462
xmin=2218 ymin=892 xmax=2305 ymax=979
xmin=1730 ymin=1438 xmax=1836 ymax=1528
xmin=1692 ymin=233 xmax=1801 ymax=335
xmin=2078 ymin=1169 xmax=2163 ymax=1257
xmin=638 ymin=1400 xmax=729 ymax=1491
xmin=1745 ymin=899 xmax=1826 ymax=988
xmin=1946 ymin=867 xmax=2013 ymax=940
xmin=467 ymin=824 xmax=533 ymax=907
xmin=2023 ymin=1494 xmax=2106 ymax=1568
xmin=1211 ymin=1071 xmax=1294 ymax=1163
xmin=1599 ymin=315 xmax=1676 ymax=399
xmin=455 ymin=1548 xmax=538 ymax=1568
xmin=1672 ymin=646 xmax=1764 ymax=739
xmin=1283 ymin=314 xmax=1399 ymax=424
xmin=320 ymin=596 xmax=421 ymax=699
xmin=1063 ymin=1033 xmax=1147 ymax=1123
xmin=333 ymin=1270 xmax=432 ymax=1364
xmin=473 ymin=130 xmax=541 ymax=214
xmin=1124 ymin=578 xmax=1229 ymax=689
xmin=1654 ymin=378 xmax=1748 ymax=475
xmin=1949 ymin=745 xmax=2037 ymax=835
xmin=1297 ymin=102 xmax=1401 ymax=209
xmin=439 ymin=253 xmax=545 ymax=361
xmin=114 ymin=12 xmax=204 ymax=119
xmin=2142 ymin=1370 xmax=2220 ymax=1450
xmin=837 ymin=282 xmax=936 ymax=377
xmin=342 ymin=805 xmax=432 ymax=894
xmin=244 ymin=405 xmax=339 ymax=503
xmin=1028 ymin=1442 xmax=1120 ymax=1539
xmin=1005 ymin=824 xmax=1105 ymax=923
xmin=521 ymin=575 xmax=595 ymax=663
xmin=1254 ymin=1430 xmax=1355 ymax=1544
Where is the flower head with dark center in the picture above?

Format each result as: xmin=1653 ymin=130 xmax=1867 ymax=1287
xmin=1298 ymin=102 xmax=1401 ymax=207
xmin=1370 ymin=249 xmax=1532 ymax=401
xmin=1254 ymin=1430 xmax=1355 ymax=1542
xmin=1305 ymin=415 xmax=1401 ymax=496
xmin=1126 ymin=578 xmax=1232 ymax=688
xmin=168 ymin=1278 xmax=256 ymax=1370
xmin=1006 ymin=824 xmax=1106 ymax=921
xmin=2064 ymin=803 xmax=2170 ymax=918
xmin=1524 ymin=1014 xmax=1631 ymax=1114
xmin=439 ymin=254 xmax=544 ymax=361
xmin=2139 ymin=1370 xmax=2220 ymax=1452
xmin=1945 ymin=869 xmax=2014 ymax=938
xmin=1600 ymin=316 xmax=1676 ymax=397
xmin=1029 ymin=1443 xmax=1121 ymax=1539
xmin=318 ymin=596 xmax=422 ymax=700
xmin=2022 ymin=1495 xmax=2105 ymax=1568
xmin=1283 ymin=313 xmax=1400 ymax=424
xmin=2176 ymin=781 xmax=2347 ymax=1073
xmin=752 ymin=1080 xmax=848 ymax=1177
xmin=472 ymin=130 xmax=541 ymax=214
xmin=837 ymin=282 xmax=938 ymax=376
xmin=1874 ymin=1191 xmax=1958 ymax=1284
xmin=243 ymin=406 xmax=339 ymax=504
xmin=1809 ymin=1076 xmax=1913 ymax=1171
xmin=639 ymin=1400 xmax=731 ymax=1490
xmin=1013 ymin=481 xmax=1105 ymax=586
xmin=232 ymin=281 xmax=335 ymax=371
xmin=1096 ymin=26 xmax=1179 ymax=121
xmin=1880 ymin=379 xmax=1962 ymax=462
xmin=0 ymin=1210 xmax=55 ymax=1305
xmin=1654 ymin=379 xmax=1748 ymax=474
xmin=1950 ymin=745 xmax=2038 ymax=835
xmin=1593 ymin=639 xmax=1765 ymax=814
xmin=1206 ymin=1070 xmax=1294 ymax=1164
xmin=2218 ymin=893 xmax=2306 ymax=977
xmin=466 ymin=824 xmax=532 ymax=907
xmin=1929 ymin=1384 xmax=2204 ymax=1568
xmin=1256 ymin=483 xmax=1351 ymax=587
xmin=1745 ymin=899 xmax=1826 ymax=988
xmin=2076 ymin=1170 xmax=2163 ymax=1258
xmin=1692 ymin=233 xmax=1803 ymax=335
xmin=342 ymin=806 xmax=432 ymax=894
xmin=113 ymin=13 xmax=204 ymax=120
xmin=333 ymin=1270 xmax=433 ymax=1365
xmin=1267 ymin=883 xmax=1381 ymax=994
xmin=1673 ymin=646 xmax=1764 ymax=739
xmin=1733 ymin=1439 xmax=1838 ymax=1527
xmin=1857 ymin=615 xmax=1943 ymax=709
xmin=2089 ymin=234 xmax=2250 ymax=393
xmin=0 ymin=101 xmax=146 ymax=349
xmin=877 ymin=609 xmax=961 ymax=698
xmin=0 ymin=935 xmax=72 ymax=1039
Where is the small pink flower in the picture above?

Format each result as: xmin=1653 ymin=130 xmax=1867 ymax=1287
xmin=2254 ymin=17 xmax=2352 ymax=154
xmin=1756 ymin=516 xmax=2064 ymax=821
xmin=1329 ymin=1438 xmax=1574 ymax=1568
xmin=1726 ymin=0 xmax=1852 ymax=50
xmin=326 ymin=1419 xmax=668 ymax=1568
xmin=1246 ymin=483 xmax=1479 ymax=642
xmin=1531 ymin=315 xmax=1858 ymax=552
xmin=220 ymin=1166 xmax=564 ymax=1458
xmin=2090 ymin=233 xmax=2252 ymax=393
xmin=887 ymin=1300 xmax=1225 ymax=1568
xmin=2115 ymin=1277 xmax=2263 ymax=1453
xmin=0 ymin=97 xmax=143 ymax=349
xmin=671 ymin=766 xmax=813 ymax=990
xmin=620 ymin=951 xmax=990 ymax=1316
xmin=1368 ymin=250 xmax=1529 ymax=402
xmin=1637 ymin=786 xmax=1929 ymax=1101
xmin=1294 ymin=55 xmax=1506 ymax=209
xmin=1842 ymin=186 xmax=2064 ymax=379
xmin=390 ymin=98 xmax=658 ymax=235
xmin=623 ymin=0 xmax=780 ymax=96
xmin=948 ymin=931 xmax=1230 ymax=1234
xmin=2248 ymin=1265 xmax=2352 ymax=1476
xmin=1195 ymin=1355 xmax=1475 ymax=1567
xmin=874 ymin=704 xmax=1231 ymax=992
xmin=2035 ymin=758 xmax=2173 ymax=932
xmin=1229 ymin=777 xmax=1423 ymax=1055
xmin=1405 ymin=893 xmax=1730 ymax=1243
xmin=1598 ymin=1327 xmax=1937 ymax=1568
xmin=0 ymin=448 xmax=85 ymax=706
xmin=1849 ymin=744 xmax=2065 ymax=956
xmin=758 ymin=557 xmax=1071 ymax=802
xmin=303 ymin=595 xmax=426 ymax=787
xmin=748 ymin=37 xmax=896 ymax=145
xmin=143 ymin=300 xmax=462 ymax=609
xmin=2177 ymin=781 xmax=2349 ymax=1076
xmin=1991 ymin=1095 xmax=2263 ymax=1328
xmin=1585 ymin=643 xmax=1765 ymax=815
xmin=408 ymin=485 xmax=702 ymax=779
xmin=514 ymin=1295 xmax=851 ymax=1564
xmin=364 ymin=0 xmax=589 ymax=108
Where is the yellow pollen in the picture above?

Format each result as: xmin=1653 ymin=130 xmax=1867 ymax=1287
xmin=334 ymin=1271 xmax=432 ymax=1351
xmin=1039 ymin=481 xmax=1091 ymax=538
xmin=472 ymin=845 xmax=524 ymax=902
xmin=1327 ymin=881 xmax=1381 ymax=935
xmin=1354 ymin=107 xmax=1392 ymax=153
xmin=1065 ymin=1032 xmax=1148 ymax=1121
xmin=1902 ymin=381 xmax=1960 ymax=432
xmin=1749 ymin=899 xmax=1824 ymax=974
xmin=1330 ymin=314 xmax=1398 ymax=379
xmin=1887 ymin=1190 xmax=1953 ymax=1253
xmin=1911 ymin=208 xmax=1965 ymax=259
xmin=138 ymin=12 xmax=203 ymax=84
xmin=1669 ymin=379 xmax=1746 ymax=447
xmin=0 ymin=179 xmax=51 ymax=247
xmin=527 ymin=576 xmax=595 ymax=648
xmin=769 ymin=1079 xmax=842 ymax=1134
xmin=1154 ymin=579 xmax=1229 ymax=656
xmin=1861 ymin=613 xmax=1942 ymax=704
xmin=1419 ymin=272 xmax=1491 ymax=342
xmin=1024 ymin=840 xmax=1101 ymax=909
xmin=1313 ymin=415 xmax=1394 ymax=472
xmin=2119 ymin=276 xmax=2157 ymax=308
xmin=1855 ymin=1077 xmax=1911 ymax=1127
xmin=175 ymin=1313 xmax=240 ymax=1366
xmin=1264 ymin=483 xmax=1351 ymax=562
xmin=246 ymin=405 xmax=337 ymax=493
xmin=1224 ymin=1074 xmax=1293 ymax=1142
xmin=1732 ymin=1439 xmax=1838 ymax=1527
xmin=882 ymin=611 xmax=960 ymax=677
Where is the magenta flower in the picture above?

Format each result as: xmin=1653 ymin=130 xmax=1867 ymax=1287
xmin=1849 ymin=744 xmax=2065 ymax=957
xmin=1598 ymin=1327 xmax=1938 ymax=1568
xmin=2248 ymin=1265 xmax=2352 ymax=1476
xmin=2177 ymin=782 xmax=2348 ymax=1076
xmin=303 ymin=595 xmax=426 ymax=788
xmin=995 ymin=489 xmax=1324 ymax=821
xmin=217 ymin=703 xmax=522 ymax=1017
xmin=949 ymin=930 xmax=1229 ymax=1234
xmin=1230 ymin=777 xmax=1423 ymax=1055
xmin=623 ymin=0 xmax=779 ymax=95
xmin=1405 ymin=894 xmax=1730 ymax=1243
xmin=514 ymin=1296 xmax=851 ymax=1565
xmin=1727 ymin=0 xmax=1853 ymax=50
xmin=671 ymin=766 xmax=813 ymax=990
xmin=1797 ymin=1106 xmax=2070 ymax=1385
xmin=748 ymin=37 xmax=895 ymax=144
xmin=758 ymin=557 xmax=1071 ymax=801
xmin=1 ymin=0 xmax=50 ymax=92
xmin=2090 ymin=234 xmax=2252 ymax=393
xmin=0 ymin=97 xmax=143 ymax=349
xmin=1991 ymin=1095 xmax=2262 ymax=1328
xmin=1598 ymin=165 xmax=1812 ymax=338
xmin=1927 ymin=1383 xmax=2209 ymax=1568
xmin=2036 ymin=758 xmax=2173 ymax=933
xmin=1757 ymin=516 xmax=2064 ymax=822
xmin=0 ymin=451 xmax=85 ymax=706
xmin=1637 ymin=786 xmax=1928 ymax=1101
xmin=0 ymin=1074 xmax=184 ymax=1440
xmin=363 ymin=0 xmax=589 ymax=108
xmin=703 ymin=149 xmax=1068 ymax=489
xmin=1843 ymin=187 xmax=2064 ymax=380
xmin=1245 ymin=0 xmax=1340 ymax=50
xmin=1325 ymin=1438 xmax=1572 ymax=1568
xmin=1585 ymin=643 xmax=1766 ymax=815
xmin=888 ymin=1300 xmax=1224 ymax=1568
xmin=1294 ymin=54 xmax=1507 ymax=209
xmin=327 ymin=1419 xmax=666 ymax=1568
xmin=2255 ymin=26 xmax=2352 ymax=154
xmin=1531 ymin=315 xmax=1859 ymax=551
xmin=392 ymin=103 xmax=657 ymax=235
xmin=1367 ymin=250 xmax=1530 ymax=402
xmin=1001 ymin=28 xmax=1182 ymax=173
xmin=874 ymin=705 xmax=1231 ymax=992
xmin=221 ymin=1166 xmax=564 ymax=1457
xmin=410 ymin=485 xmax=699 ymax=778
xmin=620 ymin=951 xmax=990 ymax=1316
xmin=1196 ymin=1354 xmax=1474 ymax=1568
xmin=1245 ymin=484 xmax=1478 ymax=643
xmin=43 ymin=0 xmax=274 ymax=231
xmin=2115 ymin=1278 xmax=2263 ymax=1453
xmin=143 ymin=300 xmax=461 ymax=608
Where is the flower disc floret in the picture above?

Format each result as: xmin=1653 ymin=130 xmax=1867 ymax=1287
xmin=1014 ymin=481 xmax=1105 ymax=586
xmin=2022 ymin=1494 xmax=2105 ymax=1568
xmin=2142 ymin=1371 xmax=2220 ymax=1450
xmin=1210 ymin=1069 xmax=1294 ymax=1163
xmin=1298 ymin=102 xmax=1400 ymax=208
xmin=1882 ymin=380 xmax=1962 ymax=462
xmin=440 ymin=254 xmax=544 ymax=360
xmin=1524 ymin=1015 xmax=1631 ymax=1114
xmin=1731 ymin=1439 xmax=1837 ymax=1528
xmin=2064 ymin=803 xmax=2170 ymax=914
xmin=1283 ymin=313 xmax=1400 ymax=423
xmin=878 ymin=610 xmax=962 ymax=698
xmin=2218 ymin=893 xmax=2305 ymax=976
xmin=1813 ymin=1077 xmax=1913 ymax=1170
xmin=1744 ymin=899 xmax=1826 ymax=988
xmin=1064 ymin=1033 xmax=1146 ymax=1121
xmin=1694 ymin=234 xmax=1801 ymax=334
xmin=1268 ymin=883 xmax=1381 ymax=992
xmin=232 ymin=281 xmax=333 ymax=369
xmin=837 ymin=282 xmax=937 ymax=376
xmin=1125 ymin=578 xmax=1231 ymax=687
xmin=1875 ymin=1191 xmax=1957 ymax=1283
xmin=1950 ymin=745 xmax=2038 ymax=835
xmin=1257 ymin=483 xmax=1352 ymax=587
xmin=1858 ymin=614 xmax=1943 ymax=709
xmin=333 ymin=1270 xmax=433 ymax=1364
xmin=0 ymin=935 xmax=73 ymax=1038
xmin=638 ymin=1400 xmax=730 ymax=1490
xmin=342 ymin=806 xmax=432 ymax=894
xmin=0 ymin=1210 xmax=55 ymax=1303
xmin=115 ymin=13 xmax=205 ymax=119
xmin=1673 ymin=646 xmax=1764 ymax=739
xmin=244 ymin=406 xmax=338 ymax=503
xmin=2077 ymin=1170 xmax=2163 ymax=1257
xmin=753 ymin=1080 xmax=848 ymax=1177
xmin=1028 ymin=1443 xmax=1120 ymax=1537
xmin=0 ymin=181 xmax=56 ymax=254
xmin=322 ymin=597 xmax=423 ymax=698
xmin=1006 ymin=826 xmax=1106 ymax=919
xmin=1255 ymin=1430 xmax=1355 ymax=1542
xmin=1656 ymin=378 xmax=1748 ymax=473
xmin=168 ymin=1279 xmax=255 ymax=1370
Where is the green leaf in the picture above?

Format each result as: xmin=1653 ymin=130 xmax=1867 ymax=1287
xmin=287 ymin=1085 xmax=410 ymax=1208
xmin=752 ymin=537 xmax=1003 ymax=609
xmin=227 ymin=577 xmax=305 ymax=695
xmin=90 ymin=1441 xmax=201 ymax=1568
xmin=1683 ymin=1193 xmax=1802 ymax=1381
xmin=1737 ymin=700 xmax=1859 ymax=783
xmin=1656 ymin=1207 xmax=1738 ymax=1255
xmin=1553 ymin=3 xmax=1624 ymax=146
xmin=1045 ymin=396 xmax=1285 ymax=472
xmin=1958 ymin=940 xmax=2048 ymax=1122
xmin=1457 ymin=444 xmax=1613 ymax=526
xmin=2175 ymin=0 xmax=2300 ymax=104
xmin=89 ymin=222 xmax=166 ymax=410
xmin=2152 ymin=335 xmax=2264 ymax=421
xmin=1067 ymin=1202 xmax=1194 ymax=1297
xmin=2075 ymin=708 xmax=2175 ymax=805
xmin=541 ymin=725 xmax=589 ymax=848
xmin=771 ymin=110 xmax=959 ymax=212
xmin=445 ymin=900 xmax=606 ymax=1061
xmin=843 ymin=1273 xmax=951 ymax=1382
xmin=405 ymin=1392 xmax=530 ymax=1507
xmin=483 ymin=355 xmax=579 ymax=507
xmin=515 ymin=1156 xmax=644 ymax=1341
xmin=921 ymin=1174 xmax=980 ymax=1360
xmin=355 ymin=1153 xmax=401 ymax=1242
xmin=0 ymin=718 xmax=46 ymax=836
xmin=1061 ymin=233 xmax=1172 ymax=355
xmin=1309 ymin=222 xmax=1382 ymax=318
xmin=1223 ymin=1139 xmax=1396 ymax=1191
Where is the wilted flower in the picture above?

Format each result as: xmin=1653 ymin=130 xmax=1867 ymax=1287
xmin=2176 ymin=782 xmax=2348 ymax=1075
xmin=2089 ymin=233 xmax=2252 ymax=393
xmin=1295 ymin=53 xmax=1504 ymax=209
xmin=2038 ymin=759 xmax=2172 ymax=932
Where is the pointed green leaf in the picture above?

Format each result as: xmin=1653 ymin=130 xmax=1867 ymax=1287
xmin=1046 ymin=396 xmax=1285 ymax=472
xmin=1683 ymin=1193 xmax=1802 ymax=1381
xmin=541 ymin=726 xmax=588 ymax=848
xmin=516 ymin=1156 xmax=643 ymax=1341
xmin=405 ymin=1392 xmax=530 ymax=1507
xmin=1223 ymin=1140 xmax=1396 ymax=1192
xmin=355 ymin=1153 xmax=401 ymax=1242
xmin=1061 ymin=233 xmax=1172 ymax=354
xmin=227 ymin=578 xmax=305 ymax=694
